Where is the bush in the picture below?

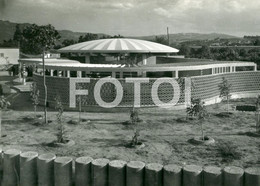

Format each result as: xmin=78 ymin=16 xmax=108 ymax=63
xmin=0 ymin=85 xmax=2 ymax=95
xmin=217 ymin=141 xmax=242 ymax=162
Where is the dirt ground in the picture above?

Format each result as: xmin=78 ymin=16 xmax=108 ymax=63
xmin=0 ymin=75 xmax=260 ymax=168
xmin=0 ymin=94 xmax=259 ymax=168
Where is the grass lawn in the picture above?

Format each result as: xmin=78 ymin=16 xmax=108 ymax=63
xmin=1 ymin=91 xmax=260 ymax=168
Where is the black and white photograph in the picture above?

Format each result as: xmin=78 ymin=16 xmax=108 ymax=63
xmin=0 ymin=0 xmax=260 ymax=185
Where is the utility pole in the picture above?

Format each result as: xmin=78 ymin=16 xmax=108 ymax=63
xmin=167 ymin=27 xmax=170 ymax=46
xmin=42 ymin=47 xmax=47 ymax=124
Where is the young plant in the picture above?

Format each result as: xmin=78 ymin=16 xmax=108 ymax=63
xmin=30 ymin=82 xmax=40 ymax=119
xmin=76 ymin=83 xmax=87 ymax=124
xmin=22 ymin=24 xmax=60 ymax=124
xmin=256 ymin=95 xmax=260 ymax=133
xmin=130 ymin=107 xmax=140 ymax=146
xmin=218 ymin=77 xmax=232 ymax=112
xmin=0 ymin=96 xmax=11 ymax=138
xmin=217 ymin=141 xmax=242 ymax=163
xmin=55 ymin=95 xmax=65 ymax=143
xmin=187 ymin=98 xmax=208 ymax=141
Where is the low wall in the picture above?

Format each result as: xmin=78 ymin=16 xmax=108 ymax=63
xmin=33 ymin=71 xmax=260 ymax=110
xmin=1 ymin=149 xmax=260 ymax=186
xmin=191 ymin=71 xmax=260 ymax=101
xmin=33 ymin=74 xmax=188 ymax=109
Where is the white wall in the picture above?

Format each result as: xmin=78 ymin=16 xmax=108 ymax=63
xmin=0 ymin=48 xmax=19 ymax=65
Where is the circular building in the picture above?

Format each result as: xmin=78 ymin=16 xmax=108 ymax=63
xmin=19 ymin=38 xmax=260 ymax=110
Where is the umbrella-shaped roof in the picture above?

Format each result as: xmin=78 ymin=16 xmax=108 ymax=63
xmin=58 ymin=38 xmax=179 ymax=54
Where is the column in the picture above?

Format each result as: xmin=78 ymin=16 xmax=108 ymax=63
xmin=67 ymin=71 xmax=70 ymax=78
xmin=175 ymin=70 xmax=179 ymax=78
xmin=63 ymin=71 xmax=66 ymax=77
xmin=22 ymin=63 xmax=26 ymax=85
xmin=19 ymin=62 xmax=22 ymax=82
xmin=85 ymin=54 xmax=90 ymax=63
xmin=50 ymin=69 xmax=53 ymax=76
xmin=77 ymin=71 xmax=82 ymax=78
xmin=142 ymin=54 xmax=147 ymax=65
xmin=58 ymin=70 xmax=62 ymax=77
xmin=112 ymin=71 xmax=116 ymax=78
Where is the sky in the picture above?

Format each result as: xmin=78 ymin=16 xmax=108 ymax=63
xmin=0 ymin=0 xmax=260 ymax=37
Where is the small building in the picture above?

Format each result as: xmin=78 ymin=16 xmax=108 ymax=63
xmin=0 ymin=48 xmax=19 ymax=75
xmin=0 ymin=48 xmax=19 ymax=65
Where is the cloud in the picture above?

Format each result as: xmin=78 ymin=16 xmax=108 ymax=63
xmin=1 ymin=0 xmax=260 ymax=36
xmin=0 ymin=0 xmax=15 ymax=13
xmin=92 ymin=2 xmax=134 ymax=10
xmin=153 ymin=7 xmax=172 ymax=18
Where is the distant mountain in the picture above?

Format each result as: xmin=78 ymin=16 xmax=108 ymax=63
xmin=0 ymin=20 xmax=108 ymax=43
xmin=133 ymin=33 xmax=239 ymax=44
xmin=0 ymin=20 xmax=31 ymax=42
xmin=0 ymin=20 xmax=239 ymax=44
xmin=57 ymin=30 xmax=109 ymax=42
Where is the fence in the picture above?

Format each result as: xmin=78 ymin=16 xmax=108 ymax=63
xmin=191 ymin=71 xmax=260 ymax=101
xmin=1 ymin=148 xmax=260 ymax=186
xmin=33 ymin=74 xmax=188 ymax=108
xmin=33 ymin=71 xmax=260 ymax=109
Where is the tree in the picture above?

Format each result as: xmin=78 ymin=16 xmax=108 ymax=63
xmin=254 ymin=39 xmax=260 ymax=46
xmin=13 ymin=24 xmax=23 ymax=47
xmin=218 ymin=77 xmax=232 ymax=112
xmin=62 ymin=39 xmax=76 ymax=47
xmin=187 ymin=98 xmax=208 ymax=141
xmin=154 ymin=36 xmax=168 ymax=45
xmin=76 ymin=84 xmax=87 ymax=124
xmin=256 ymin=95 xmax=260 ymax=133
xmin=30 ymin=82 xmax=40 ymax=119
xmin=0 ymin=96 xmax=11 ymax=138
xmin=197 ymin=45 xmax=212 ymax=59
xmin=178 ymin=44 xmax=191 ymax=57
xmin=55 ymin=95 xmax=65 ymax=143
xmin=22 ymin=24 xmax=60 ymax=124
xmin=130 ymin=107 xmax=140 ymax=146
xmin=78 ymin=33 xmax=98 ymax=43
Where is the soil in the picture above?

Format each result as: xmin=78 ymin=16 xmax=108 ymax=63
xmin=0 ymin=76 xmax=260 ymax=168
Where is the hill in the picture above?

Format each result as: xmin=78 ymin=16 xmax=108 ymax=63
xmin=0 ymin=20 xmax=31 ymax=42
xmin=134 ymin=33 xmax=239 ymax=44
xmin=0 ymin=20 xmax=239 ymax=44
xmin=0 ymin=20 xmax=107 ymax=43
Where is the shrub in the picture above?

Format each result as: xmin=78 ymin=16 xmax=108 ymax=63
xmin=186 ymin=98 xmax=208 ymax=141
xmin=218 ymin=77 xmax=232 ymax=112
xmin=30 ymin=82 xmax=40 ymax=119
xmin=256 ymin=95 xmax=260 ymax=133
xmin=217 ymin=141 xmax=242 ymax=162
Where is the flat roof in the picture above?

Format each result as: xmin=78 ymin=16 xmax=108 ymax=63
xmin=19 ymin=58 xmax=81 ymax=65
xmin=145 ymin=61 xmax=256 ymax=67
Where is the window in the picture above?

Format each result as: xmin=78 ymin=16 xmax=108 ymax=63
xmin=146 ymin=71 xmax=172 ymax=78
xmin=89 ymin=71 xmax=112 ymax=78
xmin=227 ymin=67 xmax=230 ymax=72
xmin=116 ymin=72 xmax=120 ymax=78
xmin=123 ymin=72 xmax=137 ymax=78
xmin=70 ymin=71 xmax=77 ymax=77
